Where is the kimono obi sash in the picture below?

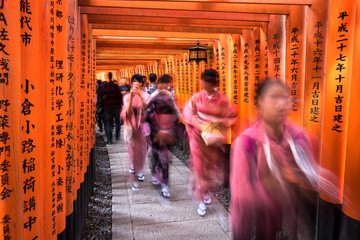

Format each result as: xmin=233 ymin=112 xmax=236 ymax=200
xmin=157 ymin=113 xmax=176 ymax=133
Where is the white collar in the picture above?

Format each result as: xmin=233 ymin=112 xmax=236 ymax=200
xmin=205 ymin=88 xmax=217 ymax=99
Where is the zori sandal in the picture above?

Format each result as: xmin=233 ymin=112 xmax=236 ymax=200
xmin=203 ymin=194 xmax=212 ymax=205
xmin=137 ymin=174 xmax=145 ymax=182
xmin=161 ymin=183 xmax=170 ymax=198
xmin=129 ymin=168 xmax=135 ymax=174
xmin=197 ymin=202 xmax=207 ymax=217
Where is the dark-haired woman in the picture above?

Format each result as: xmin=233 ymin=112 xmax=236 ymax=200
xmin=144 ymin=74 xmax=181 ymax=198
xmin=230 ymin=80 xmax=323 ymax=240
xmin=121 ymin=74 xmax=151 ymax=190
xmin=183 ymin=69 xmax=237 ymax=216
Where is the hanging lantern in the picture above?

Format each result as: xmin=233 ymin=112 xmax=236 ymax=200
xmin=184 ymin=42 xmax=209 ymax=63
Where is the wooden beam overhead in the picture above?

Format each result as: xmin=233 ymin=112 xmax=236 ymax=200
xmin=79 ymin=1 xmax=291 ymax=14
xmin=97 ymin=59 xmax=156 ymax=62
xmin=81 ymin=0 xmax=312 ymax=5
xmin=92 ymin=29 xmax=220 ymax=39
xmin=92 ymin=23 xmax=249 ymax=33
xmin=95 ymin=36 xmax=215 ymax=41
xmin=96 ymin=38 xmax=214 ymax=51
xmin=81 ymin=7 xmax=272 ymax=21
xmin=97 ymin=50 xmax=187 ymax=55
xmin=97 ymin=60 xmax=156 ymax=65
xmin=95 ymin=38 xmax=213 ymax=44
xmin=97 ymin=65 xmax=151 ymax=70
xmin=96 ymin=69 xmax=119 ymax=72
xmin=96 ymin=55 xmax=168 ymax=60
xmin=97 ymin=46 xmax=202 ymax=52
xmin=87 ymin=15 xmax=266 ymax=27
xmin=96 ymin=43 xmax=212 ymax=50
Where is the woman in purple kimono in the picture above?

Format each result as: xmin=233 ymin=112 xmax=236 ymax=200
xmin=121 ymin=74 xmax=151 ymax=190
xmin=144 ymin=74 xmax=181 ymax=198
xmin=230 ymin=80 xmax=338 ymax=239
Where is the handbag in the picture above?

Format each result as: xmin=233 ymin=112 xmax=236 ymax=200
xmin=123 ymin=123 xmax=133 ymax=142
xmin=200 ymin=122 xmax=225 ymax=146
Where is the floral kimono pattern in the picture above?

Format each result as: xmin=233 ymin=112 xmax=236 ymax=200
xmin=144 ymin=90 xmax=181 ymax=183
xmin=182 ymin=90 xmax=237 ymax=201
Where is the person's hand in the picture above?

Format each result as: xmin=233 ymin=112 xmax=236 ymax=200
xmin=130 ymin=88 xmax=139 ymax=98
xmin=132 ymin=88 xmax=142 ymax=96
xmin=130 ymin=89 xmax=135 ymax=96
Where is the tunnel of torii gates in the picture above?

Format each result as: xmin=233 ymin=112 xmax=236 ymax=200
xmin=1 ymin=0 xmax=360 ymax=239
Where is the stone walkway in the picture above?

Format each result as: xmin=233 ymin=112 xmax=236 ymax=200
xmin=107 ymin=136 xmax=231 ymax=240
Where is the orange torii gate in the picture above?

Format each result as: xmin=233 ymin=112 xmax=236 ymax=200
xmin=92 ymin=1 xmax=360 ymax=239
xmin=1 ymin=0 xmax=96 ymax=239
xmin=1 ymin=0 xmax=360 ymax=239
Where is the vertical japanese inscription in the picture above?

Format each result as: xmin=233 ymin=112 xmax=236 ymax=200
xmin=189 ymin=62 xmax=193 ymax=96
xmin=185 ymin=59 xmax=189 ymax=97
xmin=331 ymin=11 xmax=349 ymax=133
xmin=20 ymin=0 xmax=32 ymax=47
xmin=309 ymin=21 xmax=325 ymax=123
xmin=0 ymin=0 xmax=14 ymax=239
xmin=80 ymin=31 xmax=86 ymax=178
xmin=289 ymin=27 xmax=300 ymax=112
xmin=180 ymin=57 xmax=184 ymax=100
xmin=232 ymin=40 xmax=239 ymax=105
xmin=272 ymin=33 xmax=281 ymax=80
xmin=55 ymin=0 xmax=67 ymax=233
xmin=253 ymin=39 xmax=261 ymax=99
xmin=20 ymin=0 xmax=40 ymax=237
xmin=66 ymin=11 xmax=76 ymax=214
xmin=48 ymin=0 xmax=57 ymax=235
xmin=243 ymin=43 xmax=249 ymax=104
xmin=220 ymin=46 xmax=226 ymax=93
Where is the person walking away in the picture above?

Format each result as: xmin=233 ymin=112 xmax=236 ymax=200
xmin=182 ymin=69 xmax=237 ymax=216
xmin=119 ymin=78 xmax=131 ymax=95
xmin=144 ymin=74 xmax=181 ymax=198
xmin=147 ymin=73 xmax=157 ymax=94
xmin=96 ymin=80 xmax=105 ymax=132
xmin=97 ymin=72 xmax=123 ymax=144
xmin=121 ymin=74 xmax=151 ymax=190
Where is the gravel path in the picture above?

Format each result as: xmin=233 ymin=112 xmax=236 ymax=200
xmin=82 ymin=133 xmax=112 ymax=240
xmin=82 ymin=135 xmax=230 ymax=239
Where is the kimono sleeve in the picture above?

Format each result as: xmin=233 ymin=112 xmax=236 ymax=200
xmin=120 ymin=93 xmax=130 ymax=121
xmin=230 ymin=135 xmax=257 ymax=239
xmin=182 ymin=96 xmax=202 ymax=130
xmin=144 ymin=100 xmax=160 ymax=137
xmin=230 ymin=135 xmax=257 ymax=203
xmin=219 ymin=96 xmax=238 ymax=127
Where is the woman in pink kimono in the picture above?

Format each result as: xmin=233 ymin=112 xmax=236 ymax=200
xmin=121 ymin=74 xmax=151 ymax=190
xmin=183 ymin=69 xmax=237 ymax=216
xmin=230 ymin=80 xmax=330 ymax=240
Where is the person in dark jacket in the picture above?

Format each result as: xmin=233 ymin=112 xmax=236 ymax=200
xmin=147 ymin=73 xmax=157 ymax=94
xmin=119 ymin=78 xmax=131 ymax=94
xmin=97 ymin=72 xmax=123 ymax=144
xmin=144 ymin=74 xmax=181 ymax=198
xmin=96 ymin=80 xmax=105 ymax=132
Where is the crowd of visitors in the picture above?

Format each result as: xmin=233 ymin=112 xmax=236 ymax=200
xmin=96 ymin=69 xmax=336 ymax=239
